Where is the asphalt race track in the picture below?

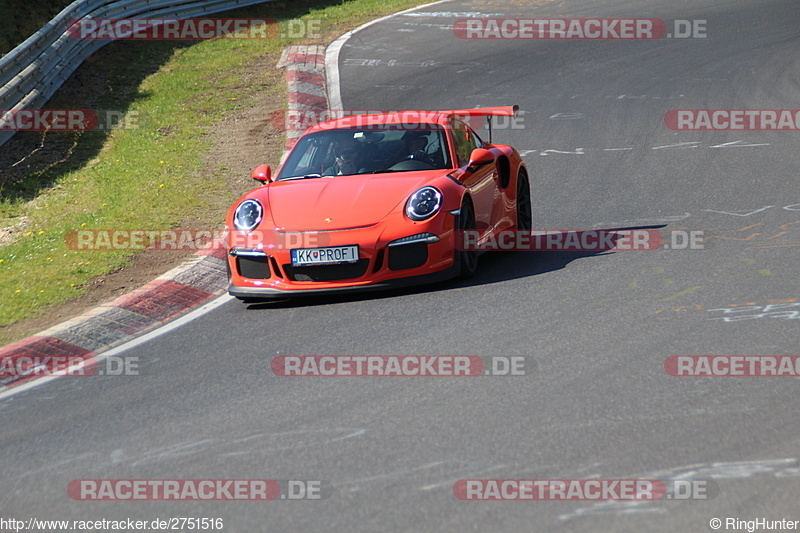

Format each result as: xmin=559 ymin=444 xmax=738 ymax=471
xmin=3 ymin=0 xmax=800 ymax=531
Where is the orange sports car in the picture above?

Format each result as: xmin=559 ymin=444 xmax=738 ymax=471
xmin=225 ymin=105 xmax=531 ymax=300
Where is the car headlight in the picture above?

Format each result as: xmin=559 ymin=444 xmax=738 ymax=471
xmin=405 ymin=186 xmax=442 ymax=221
xmin=233 ymin=199 xmax=263 ymax=232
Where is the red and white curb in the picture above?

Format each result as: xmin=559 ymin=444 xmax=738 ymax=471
xmin=0 ymin=244 xmax=228 ymax=391
xmin=278 ymin=44 xmax=328 ymax=151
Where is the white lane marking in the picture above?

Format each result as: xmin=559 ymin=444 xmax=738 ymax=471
xmin=550 ymin=113 xmax=584 ymax=120
xmin=541 ymin=148 xmax=585 ymax=155
xmin=710 ymin=140 xmax=770 ymax=148
xmin=326 ymin=0 xmax=456 ymax=112
xmin=652 ymin=141 xmax=701 ymax=150
xmin=702 ymin=206 xmax=774 ymax=216
xmin=0 ymin=294 xmax=234 ymax=401
xmin=329 ymin=428 xmax=368 ymax=442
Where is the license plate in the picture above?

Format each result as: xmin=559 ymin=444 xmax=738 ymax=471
xmin=291 ymin=245 xmax=359 ymax=266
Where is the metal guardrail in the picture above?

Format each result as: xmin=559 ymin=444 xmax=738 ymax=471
xmin=0 ymin=0 xmax=275 ymax=148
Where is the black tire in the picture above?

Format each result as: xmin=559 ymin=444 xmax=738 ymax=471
xmin=516 ymin=169 xmax=532 ymax=231
xmin=457 ymin=198 xmax=478 ymax=279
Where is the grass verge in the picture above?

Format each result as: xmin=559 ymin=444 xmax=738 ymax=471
xmin=0 ymin=0 xmax=434 ymax=345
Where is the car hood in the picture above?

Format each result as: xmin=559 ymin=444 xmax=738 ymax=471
xmin=262 ymin=172 xmax=445 ymax=230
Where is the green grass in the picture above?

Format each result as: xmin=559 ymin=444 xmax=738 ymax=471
xmin=0 ymin=0 xmax=432 ymax=344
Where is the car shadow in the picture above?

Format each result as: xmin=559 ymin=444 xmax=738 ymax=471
xmin=243 ymin=225 xmax=666 ymax=309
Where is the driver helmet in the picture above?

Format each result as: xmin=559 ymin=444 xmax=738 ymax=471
xmin=333 ymin=137 xmax=360 ymax=164
xmin=402 ymin=131 xmax=429 ymax=159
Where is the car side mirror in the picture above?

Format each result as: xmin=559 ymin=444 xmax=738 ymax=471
xmin=251 ymin=164 xmax=272 ymax=183
xmin=466 ymin=148 xmax=494 ymax=172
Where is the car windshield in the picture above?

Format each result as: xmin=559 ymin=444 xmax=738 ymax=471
xmin=275 ymin=124 xmax=451 ymax=180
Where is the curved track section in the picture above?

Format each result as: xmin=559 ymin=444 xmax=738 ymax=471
xmin=2 ymin=1 xmax=800 ymax=531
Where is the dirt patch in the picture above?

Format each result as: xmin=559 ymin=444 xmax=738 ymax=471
xmin=0 ymin=216 xmax=29 ymax=248
xmin=200 ymin=53 xmax=288 ymax=194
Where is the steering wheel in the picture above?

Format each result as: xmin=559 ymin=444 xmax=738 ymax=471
xmin=388 ymin=159 xmax=437 ymax=171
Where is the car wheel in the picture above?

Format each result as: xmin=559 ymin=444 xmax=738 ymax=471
xmin=457 ymin=198 xmax=478 ymax=279
xmin=516 ymin=169 xmax=532 ymax=231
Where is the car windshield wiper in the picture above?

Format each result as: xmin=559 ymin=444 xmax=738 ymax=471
xmin=279 ymin=174 xmax=330 ymax=181
xmin=368 ymin=169 xmax=401 ymax=174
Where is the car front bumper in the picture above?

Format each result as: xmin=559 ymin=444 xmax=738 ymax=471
xmin=228 ymin=262 xmax=460 ymax=300
xmin=226 ymin=213 xmax=462 ymax=299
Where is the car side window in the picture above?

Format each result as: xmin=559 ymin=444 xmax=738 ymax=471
xmin=451 ymin=119 xmax=482 ymax=167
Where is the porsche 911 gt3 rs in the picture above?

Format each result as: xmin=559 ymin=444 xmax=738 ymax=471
xmin=225 ymin=105 xmax=531 ymax=300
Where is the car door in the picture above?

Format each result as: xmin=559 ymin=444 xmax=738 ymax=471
xmin=450 ymin=119 xmax=496 ymax=233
